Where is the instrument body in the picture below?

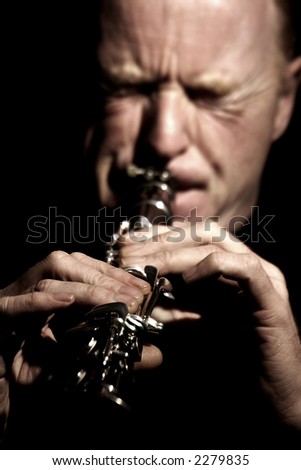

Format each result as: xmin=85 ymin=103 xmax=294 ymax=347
xmin=59 ymin=165 xmax=174 ymax=410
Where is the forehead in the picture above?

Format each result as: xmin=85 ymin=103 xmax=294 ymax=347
xmin=97 ymin=0 xmax=281 ymax=80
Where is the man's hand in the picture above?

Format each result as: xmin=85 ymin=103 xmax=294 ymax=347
xmin=120 ymin=221 xmax=301 ymax=429
xmin=0 ymin=250 xmax=156 ymax=434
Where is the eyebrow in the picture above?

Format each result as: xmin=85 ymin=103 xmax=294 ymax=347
xmin=99 ymin=63 xmax=154 ymax=84
xmin=99 ymin=63 xmax=238 ymax=94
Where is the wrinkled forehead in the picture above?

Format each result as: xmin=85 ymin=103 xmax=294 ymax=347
xmin=98 ymin=0 xmax=282 ymax=75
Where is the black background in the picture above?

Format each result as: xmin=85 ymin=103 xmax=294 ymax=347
xmin=1 ymin=1 xmax=300 ymax=289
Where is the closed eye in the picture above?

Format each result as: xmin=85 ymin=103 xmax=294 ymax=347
xmin=99 ymin=78 xmax=155 ymax=98
xmin=185 ymin=87 xmax=225 ymax=105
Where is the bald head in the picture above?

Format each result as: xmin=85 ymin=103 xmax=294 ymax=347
xmin=93 ymin=0 xmax=301 ymax=224
xmin=97 ymin=0 xmax=296 ymax=60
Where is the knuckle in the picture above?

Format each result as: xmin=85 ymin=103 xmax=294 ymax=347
xmin=158 ymin=250 xmax=172 ymax=269
xmin=87 ymin=271 xmax=105 ymax=286
xmin=35 ymin=279 xmax=53 ymax=292
xmin=28 ymin=291 xmax=39 ymax=304
xmin=207 ymin=250 xmax=223 ymax=269
xmin=46 ymin=250 xmax=69 ymax=265
xmin=70 ymin=251 xmax=85 ymax=261
xmin=104 ymin=263 xmax=120 ymax=276
xmin=84 ymin=284 xmax=109 ymax=302
xmin=163 ymin=249 xmax=173 ymax=267
xmin=242 ymin=253 xmax=262 ymax=273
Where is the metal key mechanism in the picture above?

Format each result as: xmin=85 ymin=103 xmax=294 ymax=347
xmin=58 ymin=164 xmax=174 ymax=411
xmin=60 ymin=266 xmax=172 ymax=410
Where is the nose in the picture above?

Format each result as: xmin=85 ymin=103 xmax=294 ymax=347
xmin=145 ymin=86 xmax=189 ymax=161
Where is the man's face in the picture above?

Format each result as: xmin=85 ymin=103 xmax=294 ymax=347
xmin=94 ymin=0 xmax=289 ymax=226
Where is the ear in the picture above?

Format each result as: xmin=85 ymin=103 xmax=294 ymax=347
xmin=272 ymin=56 xmax=301 ymax=141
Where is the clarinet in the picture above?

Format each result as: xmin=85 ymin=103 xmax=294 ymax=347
xmin=58 ymin=164 xmax=174 ymax=411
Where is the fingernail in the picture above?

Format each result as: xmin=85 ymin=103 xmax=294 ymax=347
xmin=136 ymin=280 xmax=151 ymax=294
xmin=119 ymin=286 xmax=143 ymax=301
xmin=129 ymin=276 xmax=150 ymax=291
xmin=127 ymin=298 xmax=140 ymax=314
xmin=53 ymin=293 xmax=75 ymax=303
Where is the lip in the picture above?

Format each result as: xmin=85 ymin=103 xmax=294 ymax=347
xmin=167 ymin=166 xmax=208 ymax=192
xmin=171 ymin=178 xmax=206 ymax=191
xmin=169 ymin=170 xmax=208 ymax=194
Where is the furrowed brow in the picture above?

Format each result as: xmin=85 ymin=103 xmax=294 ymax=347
xmin=99 ymin=63 xmax=154 ymax=84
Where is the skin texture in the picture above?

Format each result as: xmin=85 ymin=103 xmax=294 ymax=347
xmin=0 ymin=252 xmax=158 ymax=432
xmin=93 ymin=0 xmax=301 ymax=429
xmin=95 ymin=0 xmax=300 ymax=227
xmin=1 ymin=0 xmax=301 ymax=437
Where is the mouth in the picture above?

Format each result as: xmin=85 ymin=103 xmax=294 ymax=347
xmin=108 ymin=162 xmax=207 ymax=206
xmin=172 ymin=178 xmax=206 ymax=192
xmin=165 ymin=163 xmax=208 ymax=193
xmin=172 ymin=175 xmax=207 ymax=193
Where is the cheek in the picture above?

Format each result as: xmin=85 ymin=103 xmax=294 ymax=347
xmin=195 ymin=108 xmax=273 ymax=177
xmin=95 ymin=99 xmax=144 ymax=206
xmin=100 ymin=99 xmax=144 ymax=166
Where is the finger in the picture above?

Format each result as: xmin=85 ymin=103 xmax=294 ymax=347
xmin=12 ymin=348 xmax=42 ymax=385
xmin=121 ymin=222 xmax=283 ymax=287
xmin=120 ymin=245 xmax=223 ymax=276
xmin=34 ymin=279 xmax=144 ymax=314
xmin=121 ymin=221 xmax=250 ymax=257
xmin=152 ymin=306 xmax=201 ymax=324
xmin=70 ymin=252 xmax=150 ymax=293
xmin=134 ymin=344 xmax=163 ymax=370
xmin=121 ymin=226 xmax=189 ymax=256
xmin=8 ymin=251 xmax=150 ymax=297
xmin=0 ymin=291 xmax=75 ymax=319
xmin=0 ymin=355 xmax=9 ymax=420
xmin=119 ymin=224 xmax=172 ymax=246
xmin=183 ymin=252 xmax=285 ymax=310
xmin=0 ymin=375 xmax=9 ymax=417
xmin=47 ymin=251 xmax=150 ymax=293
